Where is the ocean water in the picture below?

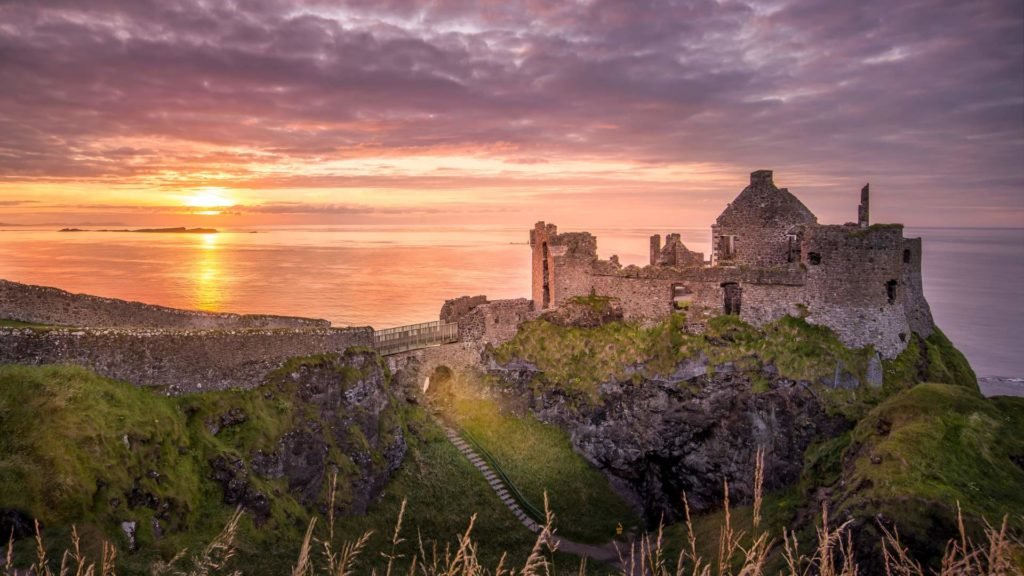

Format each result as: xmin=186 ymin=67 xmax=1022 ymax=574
xmin=0 ymin=225 xmax=1021 ymax=381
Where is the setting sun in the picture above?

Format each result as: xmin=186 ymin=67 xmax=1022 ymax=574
xmin=185 ymin=189 xmax=233 ymax=214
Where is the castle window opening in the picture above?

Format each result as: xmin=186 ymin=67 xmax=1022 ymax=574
xmin=886 ymin=280 xmax=898 ymax=304
xmin=786 ymin=234 xmax=798 ymax=263
xmin=808 ymin=252 xmax=822 ymax=265
xmin=719 ymin=235 xmax=736 ymax=261
xmin=542 ymin=242 xmax=551 ymax=309
xmin=722 ymin=282 xmax=742 ymax=315
xmin=903 ymin=249 xmax=911 ymax=263
xmin=671 ymin=283 xmax=691 ymax=308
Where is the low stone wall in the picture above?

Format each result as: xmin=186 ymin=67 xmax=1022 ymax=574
xmin=0 ymin=326 xmax=373 ymax=393
xmin=0 ymin=280 xmax=330 ymax=329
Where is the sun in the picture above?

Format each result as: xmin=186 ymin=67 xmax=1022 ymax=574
xmin=185 ymin=188 xmax=233 ymax=214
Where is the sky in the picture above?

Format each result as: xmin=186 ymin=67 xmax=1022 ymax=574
xmin=0 ymin=0 xmax=1021 ymax=229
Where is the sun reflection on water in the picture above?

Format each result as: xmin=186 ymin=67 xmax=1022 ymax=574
xmin=194 ymin=233 xmax=224 ymax=311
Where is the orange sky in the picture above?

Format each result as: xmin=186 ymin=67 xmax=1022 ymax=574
xmin=0 ymin=1 xmax=1021 ymax=229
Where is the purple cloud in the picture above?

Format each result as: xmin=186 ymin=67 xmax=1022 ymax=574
xmin=0 ymin=0 xmax=1020 ymax=224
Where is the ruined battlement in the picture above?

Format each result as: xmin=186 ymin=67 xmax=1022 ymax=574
xmin=528 ymin=170 xmax=935 ymax=358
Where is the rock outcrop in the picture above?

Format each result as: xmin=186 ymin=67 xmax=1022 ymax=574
xmin=489 ymin=358 xmax=847 ymax=521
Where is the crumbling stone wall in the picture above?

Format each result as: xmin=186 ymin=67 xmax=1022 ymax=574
xmin=530 ymin=222 xmax=598 ymax=310
xmin=900 ymin=238 xmax=935 ymax=338
xmin=526 ymin=170 xmax=934 ymax=359
xmin=441 ymin=295 xmax=536 ymax=346
xmin=0 ymin=280 xmax=330 ymax=329
xmin=0 ymin=326 xmax=373 ymax=393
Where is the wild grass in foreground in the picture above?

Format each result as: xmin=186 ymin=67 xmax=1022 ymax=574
xmin=8 ymin=453 xmax=1021 ymax=576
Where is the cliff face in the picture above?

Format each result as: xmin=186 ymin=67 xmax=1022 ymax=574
xmin=489 ymin=359 xmax=847 ymax=520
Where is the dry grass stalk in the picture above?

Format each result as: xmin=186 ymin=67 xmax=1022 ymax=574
xmin=521 ymin=493 xmax=557 ymax=576
xmin=58 ymin=526 xmax=95 ymax=576
xmin=100 ymin=541 xmax=116 ymax=576
xmin=293 ymin=517 xmax=318 ymax=576
xmin=752 ymin=449 xmax=765 ymax=532
xmin=34 ymin=519 xmax=54 ymax=576
xmin=383 ymin=499 xmax=408 ymax=576
xmin=5 ymin=529 xmax=15 ymax=576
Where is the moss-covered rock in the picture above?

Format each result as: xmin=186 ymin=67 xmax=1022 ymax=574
xmin=818 ymin=383 xmax=1024 ymax=572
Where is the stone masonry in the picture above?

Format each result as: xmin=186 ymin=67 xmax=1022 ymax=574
xmin=526 ymin=170 xmax=935 ymax=358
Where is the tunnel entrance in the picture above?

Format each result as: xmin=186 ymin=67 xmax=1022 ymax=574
xmin=722 ymin=282 xmax=742 ymax=315
xmin=424 ymin=365 xmax=454 ymax=395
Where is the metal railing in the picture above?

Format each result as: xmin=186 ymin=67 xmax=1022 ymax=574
xmin=373 ymin=320 xmax=459 ymax=355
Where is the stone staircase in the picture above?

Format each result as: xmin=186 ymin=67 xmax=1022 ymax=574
xmin=444 ymin=427 xmax=542 ymax=533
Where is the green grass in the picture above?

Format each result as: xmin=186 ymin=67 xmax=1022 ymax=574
xmin=0 ymin=362 xmax=608 ymax=574
xmin=0 ymin=318 xmax=55 ymax=329
xmin=806 ymin=383 xmax=1024 ymax=567
xmin=494 ymin=314 xmax=876 ymax=402
xmin=447 ymin=395 xmax=640 ymax=544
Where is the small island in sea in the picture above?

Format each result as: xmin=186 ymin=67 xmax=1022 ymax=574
xmin=59 ymin=226 xmax=219 ymax=234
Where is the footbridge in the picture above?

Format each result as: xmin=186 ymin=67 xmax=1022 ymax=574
xmin=373 ymin=320 xmax=459 ymax=356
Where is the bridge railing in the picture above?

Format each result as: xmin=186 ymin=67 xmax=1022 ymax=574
xmin=373 ymin=320 xmax=459 ymax=355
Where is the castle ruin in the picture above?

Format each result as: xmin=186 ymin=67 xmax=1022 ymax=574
xmin=527 ymin=170 xmax=934 ymax=358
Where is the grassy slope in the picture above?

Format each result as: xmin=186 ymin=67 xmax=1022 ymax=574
xmin=447 ymin=395 xmax=640 ymax=544
xmin=841 ymin=383 xmax=1024 ymax=530
xmin=494 ymin=312 xmax=881 ymax=402
xmin=0 ymin=363 xmax=565 ymax=575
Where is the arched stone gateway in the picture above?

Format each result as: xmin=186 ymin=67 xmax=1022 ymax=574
xmin=385 ymin=342 xmax=486 ymax=400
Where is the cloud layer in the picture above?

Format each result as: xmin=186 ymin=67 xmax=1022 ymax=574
xmin=0 ymin=0 xmax=1021 ymax=226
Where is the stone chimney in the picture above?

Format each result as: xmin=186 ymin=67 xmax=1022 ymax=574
xmin=750 ymin=170 xmax=774 ymax=187
xmin=858 ymin=184 xmax=870 ymax=228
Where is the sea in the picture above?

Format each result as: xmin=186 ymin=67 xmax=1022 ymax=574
xmin=1 ymin=225 xmax=1021 ymax=394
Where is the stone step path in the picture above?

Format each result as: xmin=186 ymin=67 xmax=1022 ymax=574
xmin=445 ymin=427 xmax=542 ymax=533
xmin=443 ymin=427 xmax=634 ymax=571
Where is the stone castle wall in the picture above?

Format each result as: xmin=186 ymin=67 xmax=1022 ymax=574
xmin=440 ymin=295 xmax=536 ymax=346
xmin=900 ymin=237 xmax=935 ymax=338
xmin=712 ymin=171 xmax=817 ymax=268
xmin=0 ymin=326 xmax=373 ymax=393
xmin=0 ymin=280 xmax=330 ymax=329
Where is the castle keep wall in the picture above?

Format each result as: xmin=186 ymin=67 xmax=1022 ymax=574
xmin=0 ymin=326 xmax=373 ymax=393
xmin=0 ymin=280 xmax=330 ymax=329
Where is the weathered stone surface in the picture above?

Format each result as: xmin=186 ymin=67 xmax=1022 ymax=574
xmin=0 ymin=326 xmax=373 ymax=393
xmin=540 ymin=297 xmax=624 ymax=328
xmin=246 ymin=352 xmax=407 ymax=515
xmin=526 ymin=170 xmax=935 ymax=359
